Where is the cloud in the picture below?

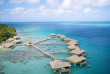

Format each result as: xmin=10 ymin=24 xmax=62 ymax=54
xmin=46 ymin=0 xmax=59 ymax=8
xmin=11 ymin=7 xmax=25 ymax=14
xmin=83 ymin=8 xmax=91 ymax=13
xmin=60 ymin=0 xmax=83 ymax=10
xmin=59 ymin=0 xmax=110 ymax=10
xmin=0 ymin=0 xmax=3 ymax=5
xmin=9 ymin=0 xmax=40 ymax=4
xmin=94 ymin=10 xmax=99 ymax=13
xmin=9 ymin=5 xmax=74 ymax=18
xmin=92 ymin=0 xmax=110 ymax=7
xmin=27 ymin=0 xmax=40 ymax=4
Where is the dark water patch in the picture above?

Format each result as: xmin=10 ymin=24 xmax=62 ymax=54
xmin=105 ymin=61 xmax=110 ymax=65
xmin=91 ymin=69 xmax=98 ymax=73
xmin=0 ymin=65 xmax=5 ymax=71
xmin=0 ymin=49 xmax=43 ymax=63
xmin=101 ymin=57 xmax=109 ymax=61
xmin=44 ymin=64 xmax=50 ymax=68
xmin=22 ymin=61 xmax=29 ymax=65
xmin=0 ymin=72 xmax=5 ymax=74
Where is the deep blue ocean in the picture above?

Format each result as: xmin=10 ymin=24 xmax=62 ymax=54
xmin=0 ymin=22 xmax=110 ymax=74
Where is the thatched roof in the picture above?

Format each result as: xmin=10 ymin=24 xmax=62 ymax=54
xmin=4 ymin=43 xmax=13 ymax=48
xmin=67 ymin=55 xmax=86 ymax=64
xmin=70 ymin=39 xmax=78 ymax=42
xmin=12 ymin=40 xmax=21 ymax=44
xmin=6 ymin=38 xmax=14 ymax=42
xmin=50 ymin=60 xmax=71 ymax=70
xmin=64 ymin=38 xmax=71 ymax=42
xmin=57 ymin=34 xmax=61 ymax=37
xmin=60 ymin=35 xmax=66 ymax=40
xmin=71 ymin=49 xmax=85 ymax=55
xmin=50 ymin=33 xmax=55 ymax=37
xmin=75 ymin=47 xmax=81 ymax=50
xmin=68 ymin=45 xmax=76 ymax=50
xmin=66 ymin=40 xmax=78 ymax=45
xmin=0 ymin=46 xmax=3 ymax=48
xmin=13 ymin=36 xmax=20 ymax=39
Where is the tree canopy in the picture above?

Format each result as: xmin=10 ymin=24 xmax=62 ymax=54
xmin=0 ymin=24 xmax=17 ymax=42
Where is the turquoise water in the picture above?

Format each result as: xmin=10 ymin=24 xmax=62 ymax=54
xmin=0 ymin=22 xmax=110 ymax=74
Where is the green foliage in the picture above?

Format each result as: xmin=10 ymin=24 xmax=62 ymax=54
xmin=0 ymin=24 xmax=17 ymax=42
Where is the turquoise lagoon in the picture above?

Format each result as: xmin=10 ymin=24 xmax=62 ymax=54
xmin=0 ymin=22 xmax=110 ymax=74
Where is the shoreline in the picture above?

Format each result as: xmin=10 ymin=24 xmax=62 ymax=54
xmin=0 ymin=36 xmax=21 ymax=49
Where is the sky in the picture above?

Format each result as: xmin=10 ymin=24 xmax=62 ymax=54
xmin=0 ymin=0 xmax=110 ymax=22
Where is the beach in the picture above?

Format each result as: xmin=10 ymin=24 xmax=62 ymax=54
xmin=0 ymin=22 xmax=110 ymax=74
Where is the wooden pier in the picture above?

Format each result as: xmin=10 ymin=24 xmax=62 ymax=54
xmin=57 ymin=58 xmax=67 ymax=60
xmin=32 ymin=44 xmax=56 ymax=60
xmin=38 ymin=43 xmax=66 ymax=45
xmin=33 ymin=38 xmax=52 ymax=45
xmin=49 ymin=50 xmax=69 ymax=54
xmin=14 ymin=44 xmax=24 ymax=46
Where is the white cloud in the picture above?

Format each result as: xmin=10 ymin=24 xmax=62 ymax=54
xmin=27 ymin=0 xmax=40 ymax=4
xmin=11 ymin=7 xmax=25 ymax=14
xmin=60 ymin=0 xmax=83 ymax=10
xmin=46 ymin=0 xmax=59 ymax=7
xmin=0 ymin=0 xmax=3 ymax=5
xmin=83 ymin=8 xmax=91 ymax=13
xmin=9 ymin=0 xmax=24 ymax=4
xmin=9 ymin=5 xmax=74 ymax=18
xmin=92 ymin=0 xmax=110 ymax=7
xmin=94 ymin=10 xmax=99 ymax=13
xmin=9 ymin=0 xmax=40 ymax=4
xmin=59 ymin=0 xmax=110 ymax=10
xmin=39 ymin=5 xmax=45 ymax=10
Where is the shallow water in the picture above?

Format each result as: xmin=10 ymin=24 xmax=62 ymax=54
xmin=0 ymin=22 xmax=110 ymax=74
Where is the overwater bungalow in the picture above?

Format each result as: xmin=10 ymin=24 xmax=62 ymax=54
xmin=4 ymin=43 xmax=14 ymax=48
xmin=70 ymin=39 xmax=78 ymax=42
xmin=50 ymin=33 xmax=55 ymax=37
xmin=71 ymin=49 xmax=85 ymax=56
xmin=12 ymin=40 xmax=22 ymax=44
xmin=50 ymin=60 xmax=71 ymax=74
xmin=57 ymin=34 xmax=61 ymax=37
xmin=64 ymin=38 xmax=71 ymax=42
xmin=66 ymin=40 xmax=78 ymax=46
xmin=6 ymin=38 xmax=14 ymax=43
xmin=13 ymin=36 xmax=20 ymax=40
xmin=73 ymin=47 xmax=89 ymax=57
xmin=67 ymin=55 xmax=90 ymax=67
xmin=60 ymin=35 xmax=66 ymax=40
xmin=67 ymin=45 xmax=77 ymax=50
xmin=0 ymin=46 xmax=3 ymax=48
xmin=75 ymin=46 xmax=81 ymax=50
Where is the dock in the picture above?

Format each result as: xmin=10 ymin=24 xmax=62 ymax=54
xmin=57 ymin=58 xmax=67 ymax=60
xmin=33 ymin=38 xmax=52 ymax=45
xmin=38 ymin=43 xmax=66 ymax=45
xmin=49 ymin=50 xmax=69 ymax=54
xmin=32 ymin=44 xmax=56 ymax=60
xmin=14 ymin=44 xmax=24 ymax=46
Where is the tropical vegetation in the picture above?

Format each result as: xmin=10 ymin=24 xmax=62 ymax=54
xmin=0 ymin=24 xmax=17 ymax=42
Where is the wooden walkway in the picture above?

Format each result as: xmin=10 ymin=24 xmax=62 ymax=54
xmin=32 ymin=44 xmax=56 ymax=60
xmin=33 ymin=38 xmax=52 ymax=45
xmin=57 ymin=58 xmax=67 ymax=60
xmin=14 ymin=44 xmax=24 ymax=46
xmin=38 ymin=43 xmax=66 ymax=45
xmin=49 ymin=50 xmax=69 ymax=54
